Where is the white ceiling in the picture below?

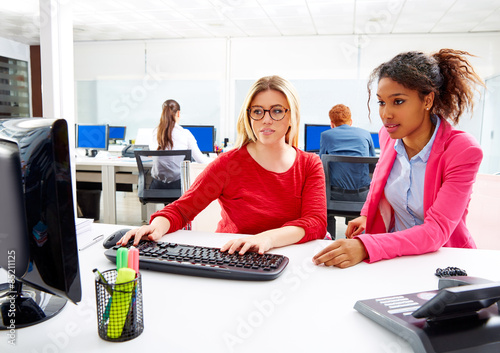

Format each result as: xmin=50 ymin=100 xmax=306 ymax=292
xmin=1 ymin=0 xmax=500 ymax=45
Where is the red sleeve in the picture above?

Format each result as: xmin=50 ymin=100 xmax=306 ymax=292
xmin=149 ymin=153 xmax=229 ymax=232
xmin=284 ymin=153 xmax=327 ymax=243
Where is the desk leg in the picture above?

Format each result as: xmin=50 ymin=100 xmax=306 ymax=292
xmin=101 ymin=165 xmax=117 ymax=224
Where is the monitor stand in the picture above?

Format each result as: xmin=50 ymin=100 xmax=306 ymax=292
xmin=0 ymin=279 xmax=67 ymax=329
xmin=354 ymin=289 xmax=500 ymax=353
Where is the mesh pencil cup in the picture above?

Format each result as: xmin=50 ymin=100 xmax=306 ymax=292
xmin=94 ymin=269 xmax=144 ymax=342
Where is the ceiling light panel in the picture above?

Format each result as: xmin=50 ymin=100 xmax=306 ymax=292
xmin=221 ymin=6 xmax=268 ymax=19
xmin=263 ymin=4 xmax=311 ymax=18
xmin=308 ymin=2 xmax=354 ymax=17
xmin=139 ymin=10 xmax=186 ymax=22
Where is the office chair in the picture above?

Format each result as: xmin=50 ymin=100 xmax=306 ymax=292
xmin=134 ymin=150 xmax=192 ymax=207
xmin=321 ymin=155 xmax=379 ymax=239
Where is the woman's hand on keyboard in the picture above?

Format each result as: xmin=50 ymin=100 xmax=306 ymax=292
xmin=220 ymin=234 xmax=273 ymax=255
xmin=117 ymin=216 xmax=171 ymax=246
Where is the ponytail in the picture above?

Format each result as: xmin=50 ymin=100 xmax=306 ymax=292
xmin=157 ymin=99 xmax=180 ymax=150
xmin=431 ymin=49 xmax=484 ymax=124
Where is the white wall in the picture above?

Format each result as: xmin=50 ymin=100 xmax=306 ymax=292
xmin=74 ymin=33 xmax=500 ymax=171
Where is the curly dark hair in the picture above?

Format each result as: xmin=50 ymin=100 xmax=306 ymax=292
xmin=367 ymin=49 xmax=484 ymax=124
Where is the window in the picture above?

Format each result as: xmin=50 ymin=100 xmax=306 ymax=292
xmin=0 ymin=56 xmax=30 ymax=117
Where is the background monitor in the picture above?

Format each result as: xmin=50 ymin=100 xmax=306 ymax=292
xmin=108 ymin=126 xmax=126 ymax=142
xmin=304 ymin=124 xmax=330 ymax=152
xmin=76 ymin=124 xmax=109 ymax=151
xmin=370 ymin=132 xmax=380 ymax=149
xmin=182 ymin=125 xmax=215 ymax=154
xmin=0 ymin=118 xmax=81 ymax=329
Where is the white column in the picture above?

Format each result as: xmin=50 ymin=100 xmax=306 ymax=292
xmin=39 ymin=0 xmax=78 ymax=216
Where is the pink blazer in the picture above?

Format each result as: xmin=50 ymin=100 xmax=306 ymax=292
xmin=357 ymin=117 xmax=482 ymax=263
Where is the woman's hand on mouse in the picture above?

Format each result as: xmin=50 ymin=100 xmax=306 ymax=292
xmin=117 ymin=216 xmax=171 ymax=246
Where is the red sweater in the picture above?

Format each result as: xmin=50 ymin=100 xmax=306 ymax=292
xmin=151 ymin=145 xmax=327 ymax=243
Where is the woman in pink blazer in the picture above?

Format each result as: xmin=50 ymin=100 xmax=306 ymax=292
xmin=314 ymin=49 xmax=485 ymax=268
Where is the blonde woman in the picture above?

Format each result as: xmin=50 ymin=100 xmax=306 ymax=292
xmin=119 ymin=76 xmax=327 ymax=254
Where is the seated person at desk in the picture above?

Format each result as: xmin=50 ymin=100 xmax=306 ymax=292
xmin=149 ymin=99 xmax=211 ymax=189
xmin=313 ymin=49 xmax=484 ymax=268
xmin=119 ymin=76 xmax=327 ymax=254
xmin=319 ymin=104 xmax=376 ymax=202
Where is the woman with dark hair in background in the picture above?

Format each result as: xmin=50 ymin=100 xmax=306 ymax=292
xmin=314 ymin=49 xmax=485 ymax=268
xmin=149 ymin=99 xmax=210 ymax=189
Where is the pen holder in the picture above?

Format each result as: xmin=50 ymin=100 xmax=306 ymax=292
xmin=95 ymin=269 xmax=144 ymax=342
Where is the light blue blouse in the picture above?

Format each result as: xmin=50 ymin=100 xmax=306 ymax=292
xmin=384 ymin=117 xmax=440 ymax=232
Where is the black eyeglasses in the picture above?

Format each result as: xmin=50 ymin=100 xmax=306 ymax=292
xmin=247 ymin=105 xmax=289 ymax=121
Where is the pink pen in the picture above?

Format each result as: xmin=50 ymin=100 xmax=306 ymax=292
xmin=128 ymin=246 xmax=140 ymax=274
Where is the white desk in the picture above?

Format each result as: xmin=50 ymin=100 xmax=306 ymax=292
xmin=3 ymin=223 xmax=500 ymax=352
xmin=76 ymin=156 xmax=139 ymax=224
xmin=75 ymin=156 xmax=216 ymax=226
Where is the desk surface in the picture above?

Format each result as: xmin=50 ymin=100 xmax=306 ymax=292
xmin=2 ymin=224 xmax=500 ymax=352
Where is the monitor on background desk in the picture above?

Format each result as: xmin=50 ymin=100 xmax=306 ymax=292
xmin=108 ymin=126 xmax=126 ymax=143
xmin=370 ymin=132 xmax=380 ymax=150
xmin=304 ymin=124 xmax=330 ymax=153
xmin=76 ymin=124 xmax=109 ymax=156
xmin=182 ymin=125 xmax=215 ymax=154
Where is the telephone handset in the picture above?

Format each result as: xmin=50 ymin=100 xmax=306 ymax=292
xmin=121 ymin=145 xmax=149 ymax=158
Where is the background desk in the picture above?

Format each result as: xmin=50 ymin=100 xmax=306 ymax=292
xmin=76 ymin=156 xmax=139 ymax=224
xmin=75 ymin=157 xmax=217 ymax=227
xmin=2 ymin=223 xmax=500 ymax=352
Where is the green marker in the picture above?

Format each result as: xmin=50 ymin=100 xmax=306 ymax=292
xmin=107 ymin=267 xmax=136 ymax=338
xmin=116 ymin=247 xmax=128 ymax=270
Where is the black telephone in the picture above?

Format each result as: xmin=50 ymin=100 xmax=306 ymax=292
xmin=121 ymin=145 xmax=149 ymax=158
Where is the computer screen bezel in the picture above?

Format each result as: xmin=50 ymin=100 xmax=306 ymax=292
xmin=304 ymin=124 xmax=330 ymax=152
xmin=181 ymin=125 xmax=216 ymax=154
xmin=75 ymin=124 xmax=109 ymax=151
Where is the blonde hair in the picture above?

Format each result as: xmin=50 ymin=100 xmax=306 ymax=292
xmin=234 ymin=75 xmax=300 ymax=148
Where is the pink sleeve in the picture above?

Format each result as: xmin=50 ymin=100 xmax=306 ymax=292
xmin=357 ymin=138 xmax=482 ymax=263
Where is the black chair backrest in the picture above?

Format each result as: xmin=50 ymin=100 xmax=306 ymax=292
xmin=320 ymin=154 xmax=379 ymax=212
xmin=134 ymin=150 xmax=192 ymax=205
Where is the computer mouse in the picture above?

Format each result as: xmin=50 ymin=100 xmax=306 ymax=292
xmin=102 ymin=228 xmax=132 ymax=249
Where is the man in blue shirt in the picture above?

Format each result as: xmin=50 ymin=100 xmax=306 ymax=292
xmin=319 ymin=104 xmax=376 ymax=202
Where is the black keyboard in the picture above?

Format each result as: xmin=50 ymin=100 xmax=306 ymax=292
xmin=104 ymin=240 xmax=289 ymax=281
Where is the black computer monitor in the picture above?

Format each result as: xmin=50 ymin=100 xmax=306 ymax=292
xmin=76 ymin=124 xmax=109 ymax=156
xmin=304 ymin=124 xmax=330 ymax=152
xmin=0 ymin=118 xmax=82 ymax=329
xmin=370 ymin=132 xmax=380 ymax=149
xmin=181 ymin=125 xmax=215 ymax=154
xmin=108 ymin=126 xmax=126 ymax=142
